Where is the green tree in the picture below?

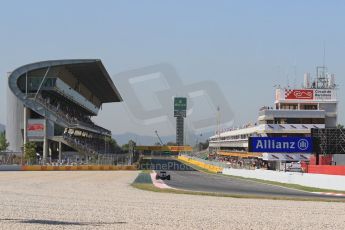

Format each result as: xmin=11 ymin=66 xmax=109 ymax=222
xmin=122 ymin=140 xmax=136 ymax=152
xmin=105 ymin=137 xmax=122 ymax=153
xmin=0 ymin=132 xmax=9 ymax=152
xmin=24 ymin=142 xmax=37 ymax=163
xmin=122 ymin=143 xmax=129 ymax=151
xmin=199 ymin=140 xmax=209 ymax=150
xmin=337 ymin=124 xmax=344 ymax=129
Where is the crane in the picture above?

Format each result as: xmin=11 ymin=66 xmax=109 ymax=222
xmin=155 ymin=130 xmax=164 ymax=146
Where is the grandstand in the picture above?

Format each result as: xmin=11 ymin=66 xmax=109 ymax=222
xmin=7 ymin=59 xmax=123 ymax=164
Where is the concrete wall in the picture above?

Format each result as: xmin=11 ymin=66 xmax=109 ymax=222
xmin=223 ymin=168 xmax=345 ymax=191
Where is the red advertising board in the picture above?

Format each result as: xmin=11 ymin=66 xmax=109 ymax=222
xmin=285 ymin=89 xmax=314 ymax=100
xmin=27 ymin=119 xmax=45 ymax=139
xmin=27 ymin=123 xmax=44 ymax=131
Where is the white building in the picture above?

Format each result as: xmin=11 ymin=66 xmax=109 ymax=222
xmin=209 ymin=67 xmax=338 ymax=162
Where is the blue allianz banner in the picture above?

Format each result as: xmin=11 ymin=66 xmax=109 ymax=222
xmin=249 ymin=137 xmax=313 ymax=153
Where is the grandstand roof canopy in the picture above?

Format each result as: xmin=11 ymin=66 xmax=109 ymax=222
xmin=64 ymin=60 xmax=122 ymax=103
xmin=13 ymin=59 xmax=122 ymax=103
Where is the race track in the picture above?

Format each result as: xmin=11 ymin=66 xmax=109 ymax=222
xmin=146 ymin=158 xmax=345 ymax=200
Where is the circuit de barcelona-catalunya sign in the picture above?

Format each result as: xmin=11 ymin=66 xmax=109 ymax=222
xmin=249 ymin=137 xmax=313 ymax=153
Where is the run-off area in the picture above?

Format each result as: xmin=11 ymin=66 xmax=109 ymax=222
xmin=1 ymin=171 xmax=345 ymax=230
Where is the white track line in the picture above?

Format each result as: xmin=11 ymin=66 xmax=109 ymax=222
xmin=312 ymin=192 xmax=345 ymax=197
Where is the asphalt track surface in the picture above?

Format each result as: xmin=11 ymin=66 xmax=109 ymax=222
xmin=146 ymin=158 xmax=345 ymax=200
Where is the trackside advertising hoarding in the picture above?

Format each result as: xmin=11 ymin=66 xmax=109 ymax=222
xmin=249 ymin=137 xmax=313 ymax=153
xmin=135 ymin=146 xmax=193 ymax=152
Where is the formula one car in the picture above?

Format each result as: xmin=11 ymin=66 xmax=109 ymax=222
xmin=155 ymin=171 xmax=171 ymax=180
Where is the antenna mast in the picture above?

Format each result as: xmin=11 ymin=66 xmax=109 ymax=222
xmin=315 ymin=42 xmax=328 ymax=89
xmin=323 ymin=41 xmax=326 ymax=68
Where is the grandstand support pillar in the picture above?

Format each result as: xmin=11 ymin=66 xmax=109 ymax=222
xmin=58 ymin=141 xmax=62 ymax=163
xmin=42 ymin=119 xmax=48 ymax=164
xmin=23 ymin=106 xmax=29 ymax=165
xmin=23 ymin=107 xmax=28 ymax=148
xmin=43 ymin=138 xmax=48 ymax=164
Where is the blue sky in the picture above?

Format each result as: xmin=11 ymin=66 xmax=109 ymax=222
xmin=0 ymin=0 xmax=344 ymax=137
